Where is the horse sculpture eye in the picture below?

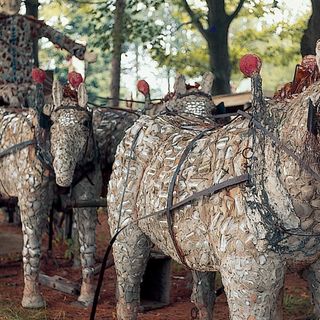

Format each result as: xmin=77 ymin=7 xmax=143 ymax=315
xmin=82 ymin=119 xmax=90 ymax=128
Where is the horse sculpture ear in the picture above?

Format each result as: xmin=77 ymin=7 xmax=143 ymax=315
xmin=42 ymin=103 xmax=55 ymax=116
xmin=52 ymin=79 xmax=63 ymax=109
xmin=200 ymin=72 xmax=214 ymax=95
xmin=174 ymin=74 xmax=187 ymax=96
xmin=78 ymin=83 xmax=88 ymax=108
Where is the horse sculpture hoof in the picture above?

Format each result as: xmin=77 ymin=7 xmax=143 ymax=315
xmin=21 ymin=294 xmax=46 ymax=309
xmin=77 ymin=283 xmax=95 ymax=307
xmin=77 ymin=294 xmax=94 ymax=307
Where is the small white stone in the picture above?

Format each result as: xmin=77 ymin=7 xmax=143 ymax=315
xmin=259 ymin=255 xmax=267 ymax=265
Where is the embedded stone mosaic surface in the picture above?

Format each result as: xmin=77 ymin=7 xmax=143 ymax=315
xmin=0 ymin=81 xmax=96 ymax=308
xmin=107 ymin=76 xmax=320 ymax=319
xmin=93 ymin=108 xmax=138 ymax=170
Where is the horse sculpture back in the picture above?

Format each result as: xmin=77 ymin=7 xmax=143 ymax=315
xmin=0 ymin=80 xmax=96 ymax=308
xmin=107 ymin=69 xmax=320 ymax=319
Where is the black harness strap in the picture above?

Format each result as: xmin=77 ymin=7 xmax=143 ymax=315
xmin=0 ymin=139 xmax=35 ymax=159
xmin=166 ymin=126 xmax=219 ymax=267
xmin=158 ymin=174 xmax=250 ymax=219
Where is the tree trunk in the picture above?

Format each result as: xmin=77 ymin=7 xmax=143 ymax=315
xmin=207 ymin=24 xmax=231 ymax=95
xmin=25 ymin=0 xmax=39 ymax=67
xmin=181 ymin=0 xmax=245 ymax=95
xmin=110 ymin=0 xmax=126 ymax=107
xmin=301 ymin=0 xmax=320 ymax=56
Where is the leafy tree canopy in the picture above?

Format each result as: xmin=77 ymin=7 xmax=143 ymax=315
xmin=150 ymin=0 xmax=310 ymax=91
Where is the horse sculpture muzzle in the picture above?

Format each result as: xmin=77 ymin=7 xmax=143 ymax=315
xmin=49 ymin=82 xmax=92 ymax=188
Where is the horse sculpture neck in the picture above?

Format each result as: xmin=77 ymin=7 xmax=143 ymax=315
xmin=246 ymin=81 xmax=320 ymax=258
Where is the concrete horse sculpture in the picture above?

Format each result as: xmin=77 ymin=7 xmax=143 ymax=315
xmin=50 ymin=106 xmax=138 ymax=306
xmin=107 ymin=63 xmax=320 ymax=320
xmin=0 ymin=80 xmax=96 ymax=308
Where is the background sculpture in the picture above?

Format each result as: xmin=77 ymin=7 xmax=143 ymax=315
xmin=0 ymin=0 xmax=95 ymax=107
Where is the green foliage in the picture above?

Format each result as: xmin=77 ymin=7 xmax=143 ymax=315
xmin=149 ymin=3 xmax=209 ymax=77
xmin=230 ymin=10 xmax=308 ymax=90
xmin=38 ymin=0 xmax=165 ymax=102
xmin=38 ymin=0 xmax=112 ymax=102
xmin=89 ymin=0 xmax=164 ymax=51
xmin=150 ymin=0 xmax=309 ymax=91
xmin=52 ymin=229 xmax=76 ymax=260
xmin=64 ymin=238 xmax=74 ymax=260
xmin=38 ymin=0 xmax=311 ymax=97
xmin=283 ymin=293 xmax=312 ymax=315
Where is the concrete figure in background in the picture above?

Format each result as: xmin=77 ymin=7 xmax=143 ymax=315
xmin=0 ymin=0 xmax=96 ymax=107
xmin=0 ymin=79 xmax=96 ymax=308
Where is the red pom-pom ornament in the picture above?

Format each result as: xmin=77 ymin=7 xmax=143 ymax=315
xmin=239 ymin=54 xmax=262 ymax=77
xmin=32 ymin=68 xmax=46 ymax=84
xmin=68 ymin=71 xmax=84 ymax=89
xmin=137 ymin=80 xmax=150 ymax=96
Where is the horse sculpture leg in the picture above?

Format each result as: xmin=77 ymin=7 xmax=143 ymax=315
xmin=220 ymin=254 xmax=285 ymax=320
xmin=191 ymin=271 xmax=216 ymax=320
xmin=113 ymin=225 xmax=151 ymax=320
xmin=304 ymin=259 xmax=320 ymax=317
xmin=72 ymin=170 xmax=101 ymax=306
xmin=20 ymin=184 xmax=53 ymax=308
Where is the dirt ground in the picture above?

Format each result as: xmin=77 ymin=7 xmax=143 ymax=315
xmin=0 ymin=211 xmax=314 ymax=320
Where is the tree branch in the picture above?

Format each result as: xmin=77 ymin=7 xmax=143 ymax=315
xmin=181 ymin=0 xmax=208 ymax=40
xmin=173 ymin=20 xmax=194 ymax=33
xmin=227 ymin=0 xmax=246 ymax=24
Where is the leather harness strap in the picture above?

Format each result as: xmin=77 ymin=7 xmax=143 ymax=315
xmin=0 ymin=139 xmax=35 ymax=159
xmin=155 ymin=174 xmax=250 ymax=220
xmin=166 ymin=126 xmax=216 ymax=266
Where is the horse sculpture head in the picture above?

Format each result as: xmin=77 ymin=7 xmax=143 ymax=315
xmin=43 ymin=80 xmax=93 ymax=187
xmin=164 ymin=72 xmax=216 ymax=119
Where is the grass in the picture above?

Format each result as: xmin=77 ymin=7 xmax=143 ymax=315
xmin=0 ymin=303 xmax=70 ymax=320
xmin=0 ymin=302 xmax=49 ymax=320
xmin=284 ymin=293 xmax=313 ymax=316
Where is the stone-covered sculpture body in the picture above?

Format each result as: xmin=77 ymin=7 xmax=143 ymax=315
xmin=107 ymin=66 xmax=320 ymax=319
xmin=93 ymin=108 xmax=139 ymax=188
xmin=0 ymin=0 xmax=94 ymax=107
xmin=0 ymin=80 xmax=95 ymax=308
xmin=55 ymin=107 xmax=138 ymax=305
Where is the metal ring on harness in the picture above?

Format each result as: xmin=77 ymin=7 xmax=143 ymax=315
xmin=242 ymin=147 xmax=254 ymax=160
